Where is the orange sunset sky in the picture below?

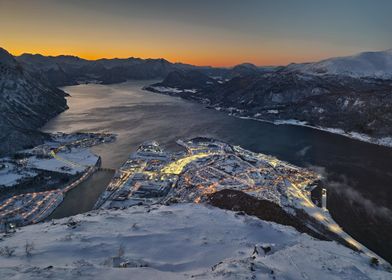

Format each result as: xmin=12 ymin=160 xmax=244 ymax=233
xmin=1 ymin=0 xmax=391 ymax=67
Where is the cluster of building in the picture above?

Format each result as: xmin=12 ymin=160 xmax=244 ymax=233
xmin=96 ymin=137 xmax=320 ymax=211
xmin=0 ymin=190 xmax=63 ymax=232
xmin=98 ymin=138 xmax=369 ymax=251
xmin=3 ymin=136 xmax=357 ymax=252
xmin=167 ymin=139 xmax=319 ymax=206
xmin=51 ymin=132 xmax=115 ymax=153
xmin=95 ymin=141 xmax=177 ymax=209
xmin=0 ymin=133 xmax=114 ymax=231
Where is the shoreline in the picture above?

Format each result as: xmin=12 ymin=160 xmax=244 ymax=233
xmin=144 ymin=87 xmax=392 ymax=149
xmin=236 ymin=114 xmax=392 ymax=148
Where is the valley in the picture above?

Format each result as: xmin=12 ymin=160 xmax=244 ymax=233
xmin=2 ymin=1 xmax=392 ymax=278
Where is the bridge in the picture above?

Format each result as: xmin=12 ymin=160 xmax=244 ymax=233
xmin=97 ymin=167 xmax=117 ymax=172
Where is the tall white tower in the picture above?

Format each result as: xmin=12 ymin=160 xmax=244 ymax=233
xmin=321 ymin=188 xmax=327 ymax=211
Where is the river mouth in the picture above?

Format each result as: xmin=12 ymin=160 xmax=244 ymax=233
xmin=42 ymin=80 xmax=392 ymax=263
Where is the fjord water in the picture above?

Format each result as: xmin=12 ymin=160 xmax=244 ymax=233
xmin=43 ymin=81 xmax=392 ymax=263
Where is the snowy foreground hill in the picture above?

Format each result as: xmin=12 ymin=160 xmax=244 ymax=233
xmin=0 ymin=203 xmax=390 ymax=280
xmin=1 ymin=138 xmax=391 ymax=279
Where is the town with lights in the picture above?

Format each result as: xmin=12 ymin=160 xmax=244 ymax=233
xmin=94 ymin=137 xmax=372 ymax=256
xmin=0 ymin=132 xmax=115 ymax=231
xmin=0 ymin=135 xmax=376 ymax=259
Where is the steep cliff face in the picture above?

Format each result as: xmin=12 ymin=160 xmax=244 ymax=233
xmin=0 ymin=48 xmax=68 ymax=155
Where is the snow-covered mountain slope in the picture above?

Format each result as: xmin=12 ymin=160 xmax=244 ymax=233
xmin=0 ymin=204 xmax=390 ymax=279
xmin=149 ymin=69 xmax=392 ymax=141
xmin=287 ymin=49 xmax=392 ymax=78
xmin=0 ymin=47 xmax=68 ymax=155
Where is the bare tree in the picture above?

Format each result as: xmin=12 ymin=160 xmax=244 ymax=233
xmin=0 ymin=246 xmax=16 ymax=257
xmin=117 ymin=244 xmax=125 ymax=258
xmin=25 ymin=240 xmax=35 ymax=257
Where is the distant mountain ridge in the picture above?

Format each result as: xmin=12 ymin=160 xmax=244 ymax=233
xmin=16 ymin=53 xmax=192 ymax=86
xmin=286 ymin=49 xmax=392 ymax=79
xmin=14 ymin=49 xmax=392 ymax=87
xmin=15 ymin=53 xmax=278 ymax=87
xmin=0 ymin=48 xmax=68 ymax=155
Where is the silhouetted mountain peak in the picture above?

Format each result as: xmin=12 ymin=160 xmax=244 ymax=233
xmin=0 ymin=47 xmax=17 ymax=67
xmin=232 ymin=62 xmax=258 ymax=69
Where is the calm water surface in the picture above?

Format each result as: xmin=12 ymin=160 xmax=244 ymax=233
xmin=43 ymin=81 xmax=392 ymax=262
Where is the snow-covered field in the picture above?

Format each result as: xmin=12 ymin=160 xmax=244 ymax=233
xmin=0 ymin=162 xmax=36 ymax=187
xmin=149 ymin=86 xmax=198 ymax=94
xmin=26 ymin=148 xmax=99 ymax=175
xmin=0 ymin=172 xmax=24 ymax=187
xmin=0 ymin=162 xmax=38 ymax=187
xmin=0 ymin=203 xmax=390 ymax=279
xmin=0 ymin=132 xmax=110 ymax=188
